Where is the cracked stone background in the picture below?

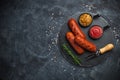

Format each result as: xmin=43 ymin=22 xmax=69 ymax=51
xmin=0 ymin=0 xmax=120 ymax=80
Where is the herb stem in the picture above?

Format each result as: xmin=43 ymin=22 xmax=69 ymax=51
xmin=62 ymin=44 xmax=81 ymax=65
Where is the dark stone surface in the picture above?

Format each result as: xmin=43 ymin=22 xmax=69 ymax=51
xmin=0 ymin=0 xmax=120 ymax=80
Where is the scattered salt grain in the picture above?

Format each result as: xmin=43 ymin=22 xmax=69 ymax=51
xmin=72 ymin=68 xmax=76 ymax=71
xmin=52 ymin=13 xmax=54 ymax=16
xmin=63 ymin=69 xmax=66 ymax=72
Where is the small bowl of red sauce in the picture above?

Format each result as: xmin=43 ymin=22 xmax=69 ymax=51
xmin=89 ymin=25 xmax=103 ymax=39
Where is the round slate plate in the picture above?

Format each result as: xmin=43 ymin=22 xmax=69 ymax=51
xmin=58 ymin=12 xmax=115 ymax=67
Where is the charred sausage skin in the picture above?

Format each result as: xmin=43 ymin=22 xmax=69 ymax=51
xmin=66 ymin=32 xmax=84 ymax=54
xmin=75 ymin=36 xmax=97 ymax=52
xmin=68 ymin=18 xmax=86 ymax=39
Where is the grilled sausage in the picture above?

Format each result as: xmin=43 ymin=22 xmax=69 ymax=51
xmin=66 ymin=32 xmax=84 ymax=54
xmin=68 ymin=18 xmax=86 ymax=39
xmin=75 ymin=36 xmax=97 ymax=52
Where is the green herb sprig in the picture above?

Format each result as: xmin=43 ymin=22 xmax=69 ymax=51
xmin=62 ymin=44 xmax=82 ymax=65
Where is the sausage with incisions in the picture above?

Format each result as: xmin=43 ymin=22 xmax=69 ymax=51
xmin=68 ymin=18 xmax=86 ymax=39
xmin=75 ymin=36 xmax=97 ymax=52
xmin=66 ymin=32 xmax=84 ymax=54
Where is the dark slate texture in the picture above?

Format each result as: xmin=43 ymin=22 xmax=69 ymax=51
xmin=0 ymin=0 xmax=120 ymax=80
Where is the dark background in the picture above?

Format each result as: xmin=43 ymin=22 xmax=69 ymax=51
xmin=0 ymin=0 xmax=120 ymax=80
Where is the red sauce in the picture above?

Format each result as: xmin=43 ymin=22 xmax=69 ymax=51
xmin=89 ymin=25 xmax=103 ymax=39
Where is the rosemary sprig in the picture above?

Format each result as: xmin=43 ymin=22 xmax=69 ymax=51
xmin=62 ymin=44 xmax=82 ymax=65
